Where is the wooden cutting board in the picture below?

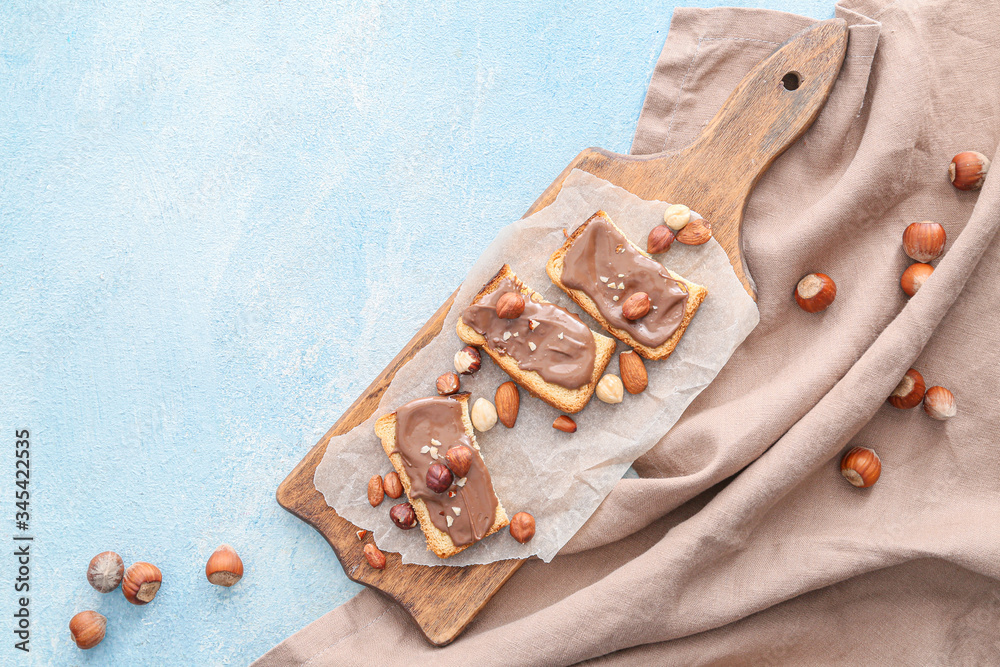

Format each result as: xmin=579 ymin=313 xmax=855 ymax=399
xmin=276 ymin=18 xmax=847 ymax=647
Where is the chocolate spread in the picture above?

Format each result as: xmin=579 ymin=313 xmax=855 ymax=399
xmin=462 ymin=278 xmax=596 ymax=389
xmin=561 ymin=216 xmax=689 ymax=348
xmin=394 ymin=396 xmax=498 ymax=548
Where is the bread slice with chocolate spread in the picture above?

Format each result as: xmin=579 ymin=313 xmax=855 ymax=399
xmin=456 ymin=264 xmax=615 ymax=414
xmin=547 ymin=211 xmax=706 ymax=360
xmin=374 ymin=393 xmax=508 ymax=560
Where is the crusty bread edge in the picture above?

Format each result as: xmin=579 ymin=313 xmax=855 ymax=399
xmin=455 ymin=264 xmax=615 ymax=414
xmin=374 ymin=393 xmax=509 ymax=559
xmin=545 ymin=211 xmax=707 ymax=360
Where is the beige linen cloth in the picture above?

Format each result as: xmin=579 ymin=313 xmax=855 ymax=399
xmin=257 ymin=0 xmax=1000 ymax=663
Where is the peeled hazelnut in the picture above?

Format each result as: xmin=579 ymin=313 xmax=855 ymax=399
xmin=426 ymin=462 xmax=453 ymax=493
xmin=494 ymin=381 xmax=520 ymax=428
xmin=69 ymin=610 xmax=106 ymax=650
xmin=495 ymin=291 xmax=525 ymax=319
xmin=949 ymin=151 xmax=990 ymax=191
xmin=595 ymin=374 xmax=624 ymax=404
xmin=663 ymin=203 xmax=691 ymax=231
xmin=647 ymin=225 xmax=675 ymax=254
xmin=902 ymin=222 xmax=946 ymax=262
xmin=794 ymin=273 xmax=836 ymax=313
xmin=122 ymin=562 xmax=162 ymax=605
xmin=436 ymin=372 xmax=460 ymax=396
xmin=621 ymin=292 xmax=651 ymax=320
xmin=205 ymin=544 xmax=244 ymax=587
xmin=367 ymin=475 xmax=384 ymax=507
xmin=923 ymin=386 xmax=957 ymax=420
xmin=841 ymin=446 xmax=881 ymax=488
xmin=390 ymin=502 xmax=418 ymax=530
xmin=471 ymin=397 xmax=498 ymax=432
xmin=454 ymin=346 xmax=482 ymax=375
xmin=509 ymin=512 xmax=536 ymax=544
xmin=446 ymin=445 xmax=474 ymax=477
xmin=900 ymin=263 xmax=933 ymax=297
xmin=676 ymin=218 xmax=711 ymax=245
xmin=887 ymin=368 xmax=926 ymax=409
xmin=619 ymin=350 xmax=648 ymax=394
xmin=553 ymin=415 xmax=577 ymax=433
xmin=87 ymin=551 xmax=124 ymax=593
xmin=364 ymin=543 xmax=386 ymax=570
xmin=383 ymin=471 xmax=403 ymax=499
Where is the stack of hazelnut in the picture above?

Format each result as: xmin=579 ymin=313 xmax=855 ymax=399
xmin=793 ymin=150 xmax=990 ymax=491
xmin=69 ymin=545 xmax=244 ymax=650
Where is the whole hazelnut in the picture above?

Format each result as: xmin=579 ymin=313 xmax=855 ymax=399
xmin=794 ymin=273 xmax=836 ymax=313
xmin=900 ymin=263 xmax=933 ymax=297
xmin=87 ymin=551 xmax=124 ymax=593
xmin=595 ymin=374 xmax=624 ymax=404
xmin=621 ymin=292 xmax=651 ymax=320
xmin=390 ymin=502 xmax=418 ymax=530
xmin=887 ymin=368 xmax=926 ymax=409
xmin=445 ymin=445 xmax=474 ymax=477
xmin=949 ymin=151 xmax=990 ymax=191
xmin=426 ymin=462 xmax=453 ymax=494
xmin=552 ymin=415 xmax=577 ymax=433
xmin=454 ymin=346 xmax=482 ymax=375
xmin=383 ymin=471 xmax=403 ymax=499
xmin=923 ymin=386 xmax=957 ymax=420
xmin=470 ymin=397 xmax=498 ymax=432
xmin=840 ymin=447 xmax=881 ymax=488
xmin=122 ymin=562 xmax=162 ymax=605
xmin=69 ymin=610 xmax=106 ymax=650
xmin=367 ymin=475 xmax=385 ymax=507
xmin=364 ymin=543 xmax=386 ymax=570
xmin=663 ymin=204 xmax=691 ymax=231
xmin=436 ymin=371 xmax=460 ymax=396
xmin=205 ymin=544 xmax=244 ymax=587
xmin=902 ymin=222 xmax=946 ymax=262
xmin=495 ymin=291 xmax=525 ymax=319
xmin=646 ymin=225 xmax=675 ymax=254
xmin=509 ymin=512 xmax=536 ymax=544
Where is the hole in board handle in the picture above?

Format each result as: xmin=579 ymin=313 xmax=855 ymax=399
xmin=781 ymin=72 xmax=802 ymax=91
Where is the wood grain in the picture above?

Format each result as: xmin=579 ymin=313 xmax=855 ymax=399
xmin=276 ymin=18 xmax=847 ymax=647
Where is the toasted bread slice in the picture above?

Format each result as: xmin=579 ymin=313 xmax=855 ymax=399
xmin=456 ymin=265 xmax=615 ymax=414
xmin=546 ymin=211 xmax=707 ymax=360
xmin=374 ymin=393 xmax=508 ymax=559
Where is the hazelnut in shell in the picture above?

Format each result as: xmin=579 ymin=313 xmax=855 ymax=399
xmin=69 ymin=610 xmax=106 ymax=650
xmin=794 ymin=273 xmax=836 ymax=313
xmin=122 ymin=562 xmax=162 ymax=605
xmin=949 ymin=151 xmax=990 ymax=191
xmin=902 ymin=222 xmax=946 ymax=262
xmin=841 ymin=447 xmax=881 ymax=488
xmin=900 ymin=263 xmax=933 ymax=297
xmin=923 ymin=386 xmax=957 ymax=420
xmin=887 ymin=368 xmax=925 ymax=409
xmin=436 ymin=372 xmax=460 ymax=396
xmin=206 ymin=544 xmax=244 ymax=587
xmin=87 ymin=551 xmax=124 ymax=593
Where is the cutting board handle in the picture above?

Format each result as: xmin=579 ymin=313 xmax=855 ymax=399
xmin=678 ymin=18 xmax=849 ymax=197
xmin=530 ymin=18 xmax=849 ymax=298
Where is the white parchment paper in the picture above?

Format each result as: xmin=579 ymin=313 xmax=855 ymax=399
xmin=314 ymin=169 xmax=759 ymax=564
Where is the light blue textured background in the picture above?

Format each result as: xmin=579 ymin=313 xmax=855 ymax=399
xmin=1 ymin=1 xmax=829 ymax=664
